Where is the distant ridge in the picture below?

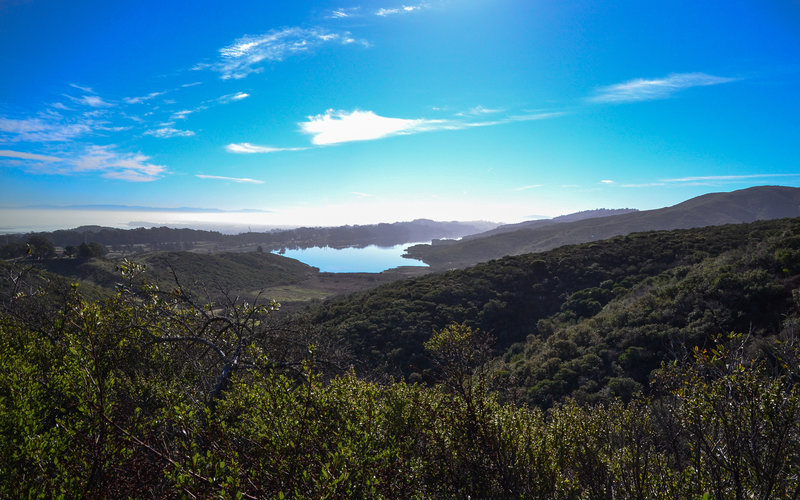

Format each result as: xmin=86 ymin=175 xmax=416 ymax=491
xmin=462 ymin=208 xmax=638 ymax=241
xmin=3 ymin=219 xmax=500 ymax=252
xmin=406 ymin=185 xmax=800 ymax=268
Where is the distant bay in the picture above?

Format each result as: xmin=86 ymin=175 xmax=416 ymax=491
xmin=274 ymin=243 xmax=428 ymax=273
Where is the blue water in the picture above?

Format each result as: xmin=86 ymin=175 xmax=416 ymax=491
xmin=274 ymin=243 xmax=428 ymax=273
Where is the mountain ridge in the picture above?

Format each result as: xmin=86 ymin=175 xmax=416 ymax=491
xmin=406 ymin=185 xmax=800 ymax=268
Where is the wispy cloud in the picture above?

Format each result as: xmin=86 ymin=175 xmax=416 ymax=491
xmin=459 ymin=111 xmax=565 ymax=129
xmin=512 ymin=184 xmax=542 ymax=191
xmin=2 ymin=145 xmax=167 ymax=182
xmin=351 ymin=191 xmax=375 ymax=197
xmin=218 ymin=92 xmax=250 ymax=103
xmin=456 ymin=105 xmax=503 ymax=117
xmin=376 ymin=4 xmax=427 ymax=16
xmin=620 ymin=182 xmax=666 ymax=188
xmin=617 ymin=173 xmax=800 ymax=188
xmin=144 ymin=127 xmax=195 ymax=138
xmin=600 ymin=179 xmax=614 ymax=184
xmin=0 ymin=116 xmax=92 ymax=142
xmin=170 ymin=107 xmax=206 ymax=120
xmin=197 ymin=27 xmax=367 ymax=80
xmin=0 ymin=149 xmax=61 ymax=162
xmin=225 ymin=143 xmax=309 ymax=154
xmin=69 ymin=83 xmax=94 ymax=93
xmin=590 ymin=72 xmax=736 ymax=103
xmin=124 ymin=91 xmax=167 ymax=105
xmin=328 ymin=7 xmax=360 ymax=18
xmin=66 ymin=94 xmax=114 ymax=108
xmin=73 ymin=145 xmax=167 ymax=181
xmin=662 ymin=173 xmax=800 ymax=183
xmin=196 ymin=174 xmax=264 ymax=184
xmin=229 ymin=108 xmax=564 ymax=152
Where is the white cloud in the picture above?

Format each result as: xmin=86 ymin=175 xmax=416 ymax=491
xmin=328 ymin=7 xmax=359 ymax=18
xmin=124 ymin=91 xmax=167 ymax=104
xmin=144 ymin=127 xmax=195 ymax=138
xmin=198 ymin=27 xmax=367 ymax=80
xmin=351 ymin=191 xmax=375 ymax=198
xmin=66 ymin=94 xmax=113 ymax=108
xmin=376 ymin=4 xmax=426 ymax=16
xmin=512 ymin=184 xmax=542 ymax=191
xmin=600 ymin=179 xmax=614 ymax=184
xmin=225 ymin=143 xmax=308 ymax=154
xmin=620 ymin=182 xmax=666 ymax=188
xmin=456 ymin=105 xmax=503 ymax=117
xmin=73 ymin=145 xmax=166 ymax=181
xmin=170 ymin=107 xmax=206 ymax=120
xmin=0 ymin=149 xmax=61 ymax=162
xmin=196 ymin=174 xmax=264 ymax=184
xmin=0 ymin=117 xmax=92 ymax=142
xmin=590 ymin=72 xmax=736 ymax=103
xmin=662 ymin=173 xmax=800 ymax=182
xmin=69 ymin=83 xmax=94 ymax=93
xmin=218 ymin=92 xmax=250 ymax=103
xmin=2 ymin=145 xmax=166 ymax=182
xmin=460 ymin=111 xmax=565 ymax=129
xmin=300 ymin=109 xmax=440 ymax=145
xmin=230 ymin=108 xmax=564 ymax=151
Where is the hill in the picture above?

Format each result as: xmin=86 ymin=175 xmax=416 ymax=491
xmin=33 ymin=250 xmax=314 ymax=294
xmin=2 ymin=219 xmax=498 ymax=255
xmin=25 ymin=250 xmax=431 ymax=308
xmin=405 ymin=185 xmax=800 ymax=268
xmin=309 ymin=216 xmax=800 ymax=402
xmin=461 ymin=208 xmax=638 ymax=241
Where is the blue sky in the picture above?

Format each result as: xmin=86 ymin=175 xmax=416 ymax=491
xmin=1 ymin=0 xmax=799 ymax=229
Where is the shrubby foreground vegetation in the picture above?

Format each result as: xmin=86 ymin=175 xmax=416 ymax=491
xmin=3 ymin=218 xmax=800 ymax=497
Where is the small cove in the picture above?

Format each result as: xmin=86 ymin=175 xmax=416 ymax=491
xmin=273 ymin=242 xmax=429 ymax=273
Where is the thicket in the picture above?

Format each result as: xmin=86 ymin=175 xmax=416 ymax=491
xmin=2 ymin=260 xmax=800 ymax=497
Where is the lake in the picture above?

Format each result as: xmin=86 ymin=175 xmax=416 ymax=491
xmin=274 ymin=243 xmax=428 ymax=273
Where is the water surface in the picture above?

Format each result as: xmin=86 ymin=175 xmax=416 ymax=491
xmin=274 ymin=243 xmax=428 ymax=273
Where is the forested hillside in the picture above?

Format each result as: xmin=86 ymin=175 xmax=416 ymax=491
xmin=311 ymin=217 xmax=800 ymax=401
xmin=32 ymin=250 xmax=315 ymax=296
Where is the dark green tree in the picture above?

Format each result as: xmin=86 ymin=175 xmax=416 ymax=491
xmin=78 ymin=242 xmax=107 ymax=259
xmin=25 ymin=235 xmax=55 ymax=259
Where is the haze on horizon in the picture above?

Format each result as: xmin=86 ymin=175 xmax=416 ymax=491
xmin=1 ymin=0 xmax=799 ymax=231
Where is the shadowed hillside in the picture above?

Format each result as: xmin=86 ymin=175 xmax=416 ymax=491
xmin=406 ymin=186 xmax=800 ymax=268
xmin=312 ymin=217 xmax=800 ymax=394
xmin=461 ymin=208 xmax=638 ymax=241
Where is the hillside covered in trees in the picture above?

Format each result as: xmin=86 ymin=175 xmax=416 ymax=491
xmin=312 ymin=217 xmax=800 ymax=396
xmin=2 ymin=216 xmax=800 ymax=497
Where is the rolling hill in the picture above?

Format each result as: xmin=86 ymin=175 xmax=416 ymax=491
xmin=309 ymin=216 xmax=800 ymax=403
xmin=405 ymin=185 xmax=800 ymax=269
xmin=460 ymin=208 xmax=638 ymax=241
